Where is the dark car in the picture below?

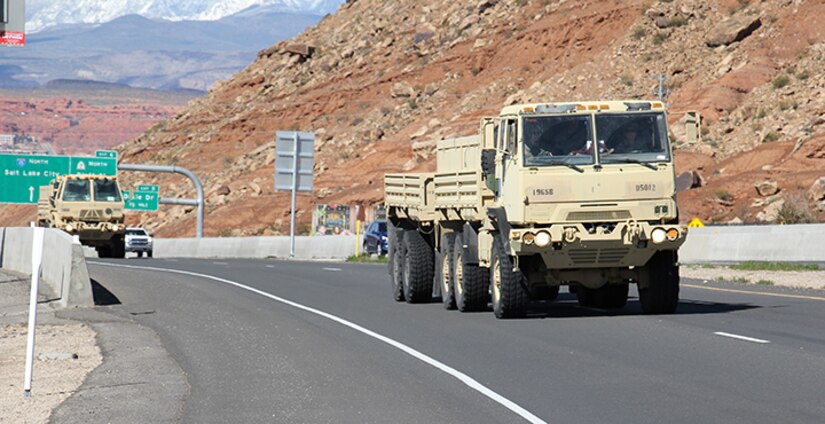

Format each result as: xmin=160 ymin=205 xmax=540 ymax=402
xmin=362 ymin=220 xmax=388 ymax=255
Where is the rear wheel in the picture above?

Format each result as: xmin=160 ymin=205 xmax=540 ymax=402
xmin=96 ymin=246 xmax=111 ymax=258
xmin=639 ymin=251 xmax=680 ymax=314
xmin=532 ymin=285 xmax=560 ymax=301
xmin=437 ymin=233 xmax=457 ymax=310
xmin=390 ymin=230 xmax=406 ymax=302
xmin=594 ymin=284 xmax=629 ymax=309
xmin=453 ymin=234 xmax=488 ymax=312
xmin=402 ymin=229 xmax=434 ymax=303
xmin=577 ymin=284 xmax=629 ymax=309
xmin=490 ymin=236 xmax=529 ymax=319
xmin=111 ymin=238 xmax=126 ymax=259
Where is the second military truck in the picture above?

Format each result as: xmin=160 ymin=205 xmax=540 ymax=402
xmin=37 ymin=174 xmax=127 ymax=258
xmin=384 ymin=100 xmax=687 ymax=318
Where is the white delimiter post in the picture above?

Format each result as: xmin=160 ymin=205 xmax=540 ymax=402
xmin=23 ymin=227 xmax=45 ymax=397
xmin=289 ymin=132 xmax=299 ymax=258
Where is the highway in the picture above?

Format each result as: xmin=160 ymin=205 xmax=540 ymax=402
xmin=85 ymin=258 xmax=825 ymax=423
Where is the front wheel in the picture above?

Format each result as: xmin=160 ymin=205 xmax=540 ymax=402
xmin=639 ymin=251 xmax=679 ymax=314
xmin=490 ymin=236 xmax=529 ymax=319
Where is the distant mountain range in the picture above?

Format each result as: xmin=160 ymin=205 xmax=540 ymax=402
xmin=26 ymin=0 xmax=343 ymax=33
xmin=0 ymin=4 xmax=338 ymax=90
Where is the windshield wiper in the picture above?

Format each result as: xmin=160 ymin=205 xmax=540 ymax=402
xmin=611 ymin=158 xmax=658 ymax=170
xmin=542 ymin=160 xmax=585 ymax=173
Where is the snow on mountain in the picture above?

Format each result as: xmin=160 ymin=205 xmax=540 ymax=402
xmin=26 ymin=0 xmax=343 ymax=33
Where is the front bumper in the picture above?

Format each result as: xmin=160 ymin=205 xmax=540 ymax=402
xmin=509 ymin=221 xmax=686 ymax=269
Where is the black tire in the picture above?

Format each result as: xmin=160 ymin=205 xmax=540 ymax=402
xmin=576 ymin=286 xmax=596 ymax=307
xmin=453 ymin=233 xmax=489 ymax=312
xmin=577 ymin=284 xmax=628 ymax=309
xmin=363 ymin=241 xmax=371 ymax=256
xmin=390 ymin=230 xmax=406 ymax=302
xmin=639 ymin=251 xmax=680 ymax=314
xmin=594 ymin=283 xmax=629 ymax=309
xmin=490 ymin=236 xmax=529 ymax=319
xmin=111 ymin=238 xmax=126 ymax=259
xmin=402 ymin=229 xmax=434 ymax=303
xmin=387 ymin=221 xmax=401 ymax=275
xmin=532 ymin=285 xmax=560 ymax=301
xmin=137 ymin=251 xmax=143 ymax=258
xmin=147 ymin=250 xmax=153 ymax=258
xmin=97 ymin=246 xmax=111 ymax=258
xmin=437 ymin=232 xmax=457 ymax=310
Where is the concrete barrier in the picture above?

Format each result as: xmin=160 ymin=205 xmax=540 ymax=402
xmin=0 ymin=227 xmax=93 ymax=308
xmin=679 ymin=224 xmax=825 ymax=264
xmin=153 ymin=224 xmax=825 ymax=264
xmin=155 ymin=235 xmax=359 ymax=260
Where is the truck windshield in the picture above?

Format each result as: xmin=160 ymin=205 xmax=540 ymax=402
xmin=63 ymin=180 xmax=91 ymax=202
xmin=93 ymin=180 xmax=122 ymax=202
xmin=522 ymin=115 xmax=594 ymax=167
xmin=597 ymin=112 xmax=670 ymax=164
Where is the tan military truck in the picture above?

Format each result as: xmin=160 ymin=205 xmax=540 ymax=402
xmin=384 ymin=100 xmax=687 ymax=318
xmin=37 ymin=174 xmax=127 ymax=258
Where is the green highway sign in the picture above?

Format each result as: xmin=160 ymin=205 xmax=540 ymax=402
xmin=0 ymin=153 xmax=117 ymax=204
xmin=125 ymin=185 xmax=160 ymax=211
xmin=96 ymin=150 xmax=118 ymax=159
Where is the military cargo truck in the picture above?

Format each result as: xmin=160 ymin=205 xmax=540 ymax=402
xmin=37 ymin=174 xmax=127 ymax=258
xmin=384 ymin=100 xmax=687 ymax=318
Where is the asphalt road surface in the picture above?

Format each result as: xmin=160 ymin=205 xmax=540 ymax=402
xmin=85 ymin=258 xmax=825 ymax=423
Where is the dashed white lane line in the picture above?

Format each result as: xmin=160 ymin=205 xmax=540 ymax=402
xmin=89 ymin=262 xmax=548 ymax=424
xmin=322 ymin=267 xmax=342 ymax=272
xmin=212 ymin=262 xmax=228 ymax=266
xmin=265 ymin=265 xmax=276 ymax=269
xmin=714 ymin=332 xmax=771 ymax=344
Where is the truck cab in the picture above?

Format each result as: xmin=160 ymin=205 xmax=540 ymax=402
xmin=38 ymin=174 xmax=127 ymax=258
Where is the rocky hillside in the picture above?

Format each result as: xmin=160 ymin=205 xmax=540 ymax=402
xmin=83 ymin=0 xmax=825 ymax=236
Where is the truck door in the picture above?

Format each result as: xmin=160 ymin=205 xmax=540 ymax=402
xmin=498 ymin=118 xmax=520 ymax=215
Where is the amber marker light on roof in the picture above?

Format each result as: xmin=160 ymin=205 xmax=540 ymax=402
xmin=600 ymin=105 xmax=610 ymax=109
xmin=523 ymin=107 xmax=534 ymax=113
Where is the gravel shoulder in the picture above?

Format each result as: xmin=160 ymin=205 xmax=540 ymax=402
xmin=682 ymin=265 xmax=825 ymax=290
xmin=0 ymin=271 xmax=102 ymax=424
xmin=0 ymin=270 xmax=187 ymax=423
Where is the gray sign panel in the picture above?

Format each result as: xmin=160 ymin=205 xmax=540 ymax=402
xmin=275 ymin=131 xmax=314 ymax=193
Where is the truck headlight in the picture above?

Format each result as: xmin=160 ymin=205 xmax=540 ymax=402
xmin=535 ymin=231 xmax=551 ymax=248
xmin=65 ymin=224 xmax=74 ymax=232
xmin=651 ymin=228 xmax=667 ymax=244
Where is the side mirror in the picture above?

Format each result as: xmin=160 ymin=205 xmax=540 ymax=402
xmin=481 ymin=149 xmax=496 ymax=175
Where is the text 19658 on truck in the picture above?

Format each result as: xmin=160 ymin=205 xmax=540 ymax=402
xmin=384 ymin=101 xmax=687 ymax=318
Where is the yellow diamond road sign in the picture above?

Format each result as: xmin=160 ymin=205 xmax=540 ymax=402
xmin=688 ymin=218 xmax=705 ymax=228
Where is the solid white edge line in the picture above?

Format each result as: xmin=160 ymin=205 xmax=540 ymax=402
xmin=714 ymin=332 xmax=771 ymax=344
xmin=89 ymin=261 xmax=548 ymax=424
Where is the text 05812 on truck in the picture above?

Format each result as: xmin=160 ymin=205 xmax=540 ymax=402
xmin=384 ymin=101 xmax=687 ymax=319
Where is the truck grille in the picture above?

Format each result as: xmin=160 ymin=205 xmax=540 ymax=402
xmin=569 ymin=248 xmax=630 ymax=265
xmin=79 ymin=209 xmax=104 ymax=221
xmin=566 ymin=211 xmax=631 ymax=221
